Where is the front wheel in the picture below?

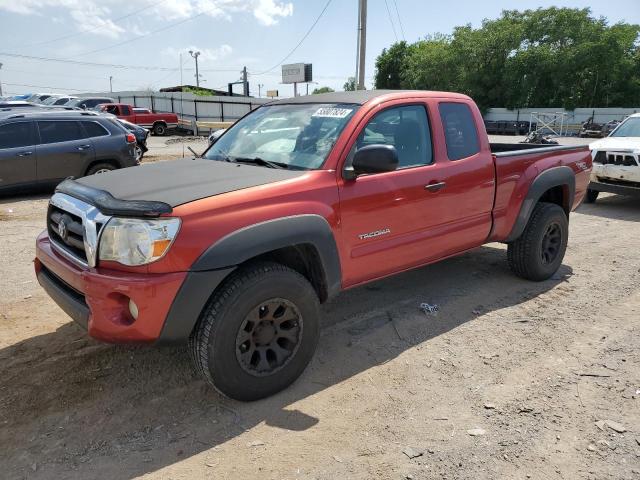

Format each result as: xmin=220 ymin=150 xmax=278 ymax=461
xmin=507 ymin=202 xmax=568 ymax=281
xmin=189 ymin=262 xmax=320 ymax=401
xmin=86 ymin=163 xmax=116 ymax=175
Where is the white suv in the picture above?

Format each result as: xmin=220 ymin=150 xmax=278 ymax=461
xmin=586 ymin=113 xmax=640 ymax=203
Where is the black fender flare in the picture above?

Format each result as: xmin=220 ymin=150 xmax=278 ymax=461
xmin=193 ymin=214 xmax=342 ymax=297
xmin=505 ymin=166 xmax=575 ymax=242
xmin=157 ymin=214 xmax=342 ymax=345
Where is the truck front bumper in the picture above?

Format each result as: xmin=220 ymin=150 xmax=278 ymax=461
xmin=35 ymin=232 xmax=187 ymax=343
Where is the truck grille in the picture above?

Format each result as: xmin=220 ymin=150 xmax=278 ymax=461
xmin=47 ymin=193 xmax=110 ymax=268
xmin=48 ymin=204 xmax=88 ymax=262
xmin=594 ymin=151 xmax=638 ymax=167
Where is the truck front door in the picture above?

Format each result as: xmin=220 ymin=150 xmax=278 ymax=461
xmin=337 ymin=100 xmax=495 ymax=287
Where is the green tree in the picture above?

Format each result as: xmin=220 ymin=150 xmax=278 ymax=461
xmin=373 ymin=7 xmax=640 ymax=110
xmin=343 ymin=77 xmax=357 ymax=91
xmin=312 ymin=86 xmax=335 ymax=94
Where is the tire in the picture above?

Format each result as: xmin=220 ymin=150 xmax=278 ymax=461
xmin=189 ymin=261 xmax=320 ymax=401
xmin=507 ymin=202 xmax=568 ymax=281
xmin=86 ymin=163 xmax=116 ymax=175
xmin=153 ymin=123 xmax=167 ymax=136
xmin=584 ymin=189 xmax=599 ymax=204
xmin=134 ymin=144 xmax=144 ymax=162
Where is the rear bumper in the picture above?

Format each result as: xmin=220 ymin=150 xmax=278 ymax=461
xmin=35 ymin=232 xmax=187 ymax=343
xmin=589 ymin=180 xmax=640 ymax=197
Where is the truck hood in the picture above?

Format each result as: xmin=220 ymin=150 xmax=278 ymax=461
xmin=589 ymin=137 xmax=640 ymax=152
xmin=76 ymin=158 xmax=306 ymax=207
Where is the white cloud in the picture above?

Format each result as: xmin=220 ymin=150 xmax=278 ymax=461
xmin=1 ymin=0 xmax=294 ymax=37
xmin=163 ymin=44 xmax=233 ymax=62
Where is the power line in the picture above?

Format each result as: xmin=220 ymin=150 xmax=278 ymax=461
xmin=19 ymin=0 xmax=168 ymax=48
xmin=383 ymin=0 xmax=399 ymax=42
xmin=68 ymin=8 xmax=210 ymax=59
xmin=0 ymin=52 xmax=180 ymax=71
xmin=253 ymin=0 xmax=333 ymax=76
xmin=3 ymin=82 xmax=88 ymax=92
xmin=392 ymin=0 xmax=406 ymax=40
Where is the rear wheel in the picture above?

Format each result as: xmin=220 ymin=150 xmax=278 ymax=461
xmin=507 ymin=202 xmax=568 ymax=281
xmin=86 ymin=163 xmax=116 ymax=175
xmin=584 ymin=189 xmax=599 ymax=204
xmin=153 ymin=122 xmax=167 ymax=136
xmin=189 ymin=262 xmax=320 ymax=401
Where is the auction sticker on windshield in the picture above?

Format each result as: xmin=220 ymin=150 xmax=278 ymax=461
xmin=312 ymin=107 xmax=353 ymax=119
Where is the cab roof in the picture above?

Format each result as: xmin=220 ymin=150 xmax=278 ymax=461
xmin=266 ymin=89 xmax=471 ymax=106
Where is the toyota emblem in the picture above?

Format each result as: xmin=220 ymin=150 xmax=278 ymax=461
xmin=58 ymin=218 xmax=68 ymax=241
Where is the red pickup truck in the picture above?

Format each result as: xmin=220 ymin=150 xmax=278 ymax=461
xmin=35 ymin=90 xmax=591 ymax=400
xmin=98 ymin=103 xmax=178 ymax=136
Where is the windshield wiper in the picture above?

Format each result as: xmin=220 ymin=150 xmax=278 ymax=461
xmin=231 ymin=157 xmax=288 ymax=169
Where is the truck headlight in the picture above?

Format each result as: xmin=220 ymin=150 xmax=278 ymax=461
xmin=99 ymin=218 xmax=181 ymax=266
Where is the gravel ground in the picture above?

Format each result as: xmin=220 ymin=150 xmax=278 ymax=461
xmin=0 ymin=135 xmax=638 ymax=480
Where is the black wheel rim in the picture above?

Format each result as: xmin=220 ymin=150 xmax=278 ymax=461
xmin=541 ymin=222 xmax=562 ymax=265
xmin=235 ymin=298 xmax=303 ymax=377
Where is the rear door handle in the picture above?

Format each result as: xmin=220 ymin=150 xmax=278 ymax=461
xmin=18 ymin=151 xmax=33 ymax=157
xmin=425 ymin=181 xmax=446 ymax=192
xmin=77 ymin=144 xmax=91 ymax=151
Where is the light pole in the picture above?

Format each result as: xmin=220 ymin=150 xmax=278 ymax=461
xmin=189 ymin=50 xmax=201 ymax=88
xmin=109 ymin=75 xmax=113 ymax=93
xmin=258 ymin=83 xmax=264 ymax=97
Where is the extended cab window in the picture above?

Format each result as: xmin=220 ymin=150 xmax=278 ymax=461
xmin=357 ymin=105 xmax=432 ymax=168
xmin=81 ymin=121 xmax=109 ymax=138
xmin=439 ymin=103 xmax=480 ymax=160
xmin=0 ymin=122 xmax=33 ymax=149
xmin=38 ymin=121 xmax=84 ymax=144
xmin=120 ymin=105 xmax=131 ymax=115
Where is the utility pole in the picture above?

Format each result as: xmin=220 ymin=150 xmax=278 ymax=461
xmin=242 ymin=66 xmax=249 ymax=96
xmin=0 ymin=63 xmax=3 ymax=97
xmin=258 ymin=83 xmax=264 ymax=98
xmin=189 ymin=50 xmax=201 ymax=88
xmin=109 ymin=75 xmax=113 ymax=93
xmin=355 ymin=0 xmax=367 ymax=90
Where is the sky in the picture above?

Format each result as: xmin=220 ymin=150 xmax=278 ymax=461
xmin=0 ymin=0 xmax=639 ymax=98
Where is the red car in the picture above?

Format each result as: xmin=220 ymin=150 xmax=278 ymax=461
xmin=98 ymin=103 xmax=178 ymax=136
xmin=35 ymin=90 xmax=591 ymax=400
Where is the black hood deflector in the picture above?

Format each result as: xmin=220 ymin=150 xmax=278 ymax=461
xmin=63 ymin=158 xmax=305 ymax=216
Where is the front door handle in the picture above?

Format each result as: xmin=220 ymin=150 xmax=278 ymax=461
xmin=425 ymin=181 xmax=446 ymax=192
xmin=18 ymin=151 xmax=33 ymax=157
xmin=77 ymin=144 xmax=91 ymax=151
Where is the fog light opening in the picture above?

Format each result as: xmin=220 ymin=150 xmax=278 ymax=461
xmin=128 ymin=299 xmax=139 ymax=320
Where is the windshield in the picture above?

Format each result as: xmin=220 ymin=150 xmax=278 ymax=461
xmin=204 ymin=103 xmax=358 ymax=170
xmin=610 ymin=117 xmax=640 ymax=138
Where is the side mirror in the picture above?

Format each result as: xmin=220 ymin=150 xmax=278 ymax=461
xmin=345 ymin=144 xmax=399 ymax=180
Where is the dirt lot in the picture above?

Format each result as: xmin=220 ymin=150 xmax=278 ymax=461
xmin=0 ymin=136 xmax=639 ymax=480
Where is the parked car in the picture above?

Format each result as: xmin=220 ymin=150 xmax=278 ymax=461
xmin=117 ymin=118 xmax=149 ymax=161
xmin=0 ymin=110 xmax=138 ymax=194
xmin=97 ymin=103 xmax=179 ymax=136
xmin=585 ymin=113 xmax=640 ymax=203
xmin=66 ymin=97 xmax=115 ymax=110
xmin=42 ymin=95 xmax=77 ymax=106
xmin=25 ymin=93 xmax=57 ymax=104
xmin=0 ymin=101 xmax=38 ymax=109
xmin=208 ymin=128 xmax=226 ymax=145
xmin=35 ymin=90 xmax=591 ymax=401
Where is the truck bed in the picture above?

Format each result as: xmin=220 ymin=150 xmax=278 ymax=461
xmin=490 ymin=143 xmax=586 ymax=157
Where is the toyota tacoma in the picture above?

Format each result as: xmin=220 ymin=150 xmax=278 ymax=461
xmin=35 ymin=91 xmax=592 ymax=400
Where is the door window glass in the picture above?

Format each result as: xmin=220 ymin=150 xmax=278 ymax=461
xmin=38 ymin=121 xmax=84 ymax=144
xmin=356 ymin=105 xmax=432 ymax=168
xmin=81 ymin=121 xmax=109 ymax=138
xmin=0 ymin=122 xmax=33 ymax=149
